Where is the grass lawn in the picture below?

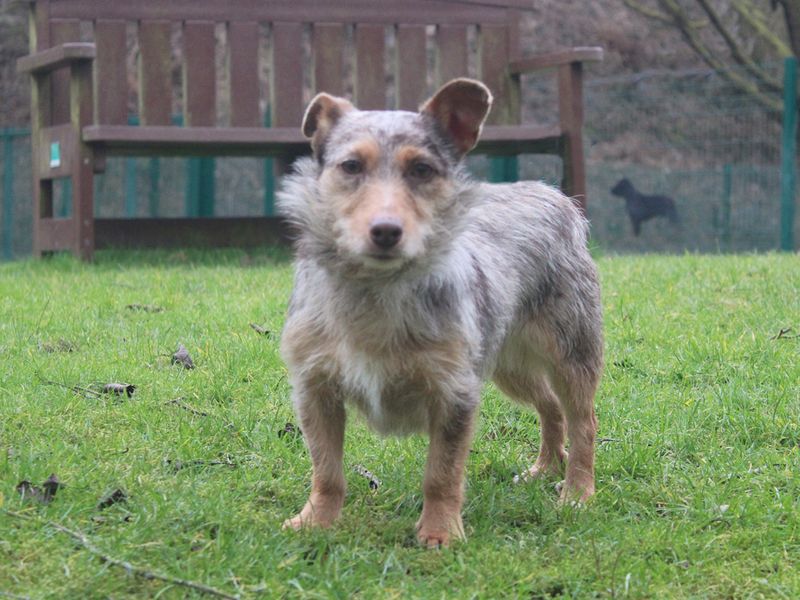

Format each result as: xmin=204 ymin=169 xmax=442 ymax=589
xmin=1 ymin=249 xmax=798 ymax=599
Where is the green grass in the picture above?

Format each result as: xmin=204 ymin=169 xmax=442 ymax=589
xmin=1 ymin=249 xmax=798 ymax=599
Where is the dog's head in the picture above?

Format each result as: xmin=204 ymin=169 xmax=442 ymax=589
xmin=278 ymin=79 xmax=492 ymax=277
xmin=610 ymin=178 xmax=634 ymax=197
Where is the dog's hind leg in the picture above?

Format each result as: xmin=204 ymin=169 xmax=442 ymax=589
xmin=283 ymin=382 xmax=347 ymax=530
xmin=494 ymin=372 xmax=567 ymax=481
xmin=550 ymin=363 xmax=599 ymax=504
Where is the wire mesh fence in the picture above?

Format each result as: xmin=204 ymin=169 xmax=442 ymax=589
xmin=1 ymin=61 xmax=797 ymax=260
xmin=580 ymin=61 xmax=793 ymax=253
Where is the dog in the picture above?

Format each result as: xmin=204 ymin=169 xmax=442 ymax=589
xmin=277 ymin=79 xmax=603 ymax=548
xmin=610 ymin=178 xmax=679 ymax=236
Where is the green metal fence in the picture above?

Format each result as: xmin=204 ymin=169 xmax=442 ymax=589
xmin=1 ymin=61 xmax=797 ymax=260
xmin=575 ymin=58 xmax=797 ymax=253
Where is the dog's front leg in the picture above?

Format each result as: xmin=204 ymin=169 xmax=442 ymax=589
xmin=283 ymin=386 xmax=346 ymax=530
xmin=416 ymin=397 xmax=478 ymax=548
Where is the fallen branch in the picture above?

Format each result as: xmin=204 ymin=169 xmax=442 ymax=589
xmin=4 ymin=510 xmax=238 ymax=600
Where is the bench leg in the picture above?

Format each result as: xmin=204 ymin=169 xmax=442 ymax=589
xmin=71 ymin=143 xmax=95 ymax=260
xmin=32 ymin=178 xmax=53 ymax=257
xmin=558 ymin=62 xmax=588 ymax=214
xmin=561 ymin=131 xmax=587 ymax=213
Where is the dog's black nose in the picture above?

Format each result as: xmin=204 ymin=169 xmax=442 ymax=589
xmin=370 ymin=220 xmax=403 ymax=250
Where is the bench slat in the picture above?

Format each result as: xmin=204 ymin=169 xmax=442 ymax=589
xmin=228 ymin=21 xmax=261 ymax=127
xmin=479 ymin=24 xmax=517 ymax=125
xmin=95 ymin=217 xmax=291 ymax=249
xmin=271 ymin=22 xmax=304 ymax=127
xmin=50 ymin=19 xmax=81 ymax=125
xmin=82 ymin=123 xmax=560 ymax=156
xmin=95 ymin=20 xmax=128 ymax=125
xmin=396 ymin=25 xmax=427 ymax=110
xmin=83 ymin=124 xmax=307 ymax=156
xmin=183 ymin=21 xmax=216 ymax=126
xmin=436 ymin=24 xmax=468 ymax=84
xmin=138 ymin=20 xmax=173 ymax=126
xmin=46 ymin=0 xmax=512 ymax=25
xmin=312 ymin=23 xmax=345 ymax=97
xmin=355 ymin=24 xmax=385 ymax=110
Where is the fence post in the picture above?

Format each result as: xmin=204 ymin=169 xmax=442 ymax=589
xmin=721 ymin=164 xmax=732 ymax=251
xmin=780 ymin=56 xmax=797 ymax=252
xmin=2 ymin=129 xmax=14 ymax=260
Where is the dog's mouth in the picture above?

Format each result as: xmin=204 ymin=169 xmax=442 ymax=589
xmin=362 ymin=251 xmax=406 ymax=269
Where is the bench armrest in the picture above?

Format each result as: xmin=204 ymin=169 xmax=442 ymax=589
xmin=508 ymin=46 xmax=603 ymax=75
xmin=17 ymin=42 xmax=96 ymax=76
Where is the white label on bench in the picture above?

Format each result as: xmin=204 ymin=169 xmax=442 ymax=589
xmin=50 ymin=142 xmax=61 ymax=168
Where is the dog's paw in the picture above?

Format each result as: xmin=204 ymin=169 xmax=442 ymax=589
xmin=514 ymin=456 xmax=566 ymax=484
xmin=415 ymin=513 xmax=465 ymax=549
xmin=282 ymin=497 xmax=343 ymax=531
xmin=282 ymin=511 xmax=338 ymax=530
xmin=556 ymin=479 xmax=594 ymax=507
xmin=417 ymin=528 xmax=451 ymax=549
xmin=282 ymin=514 xmax=310 ymax=530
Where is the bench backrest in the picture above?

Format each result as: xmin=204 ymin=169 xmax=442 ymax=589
xmin=28 ymin=0 xmax=530 ymax=131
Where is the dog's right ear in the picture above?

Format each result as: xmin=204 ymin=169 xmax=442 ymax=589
xmin=302 ymin=93 xmax=354 ymax=157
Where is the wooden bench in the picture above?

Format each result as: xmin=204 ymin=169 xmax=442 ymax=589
xmin=18 ymin=0 xmax=602 ymax=260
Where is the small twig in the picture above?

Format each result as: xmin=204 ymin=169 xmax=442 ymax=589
xmin=36 ymin=373 xmax=103 ymax=397
xmin=165 ymin=398 xmax=209 ymax=417
xmin=24 ymin=298 xmax=51 ymax=347
xmin=598 ymin=437 xmax=621 ymax=444
xmin=3 ymin=510 xmax=238 ymax=600
xmin=771 ymin=327 xmax=797 ymax=340
xmin=166 ymin=457 xmax=237 ymax=471
xmin=249 ymin=323 xmax=271 ymax=336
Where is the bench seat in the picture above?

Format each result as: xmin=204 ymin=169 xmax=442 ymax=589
xmin=19 ymin=0 xmax=601 ymax=260
xmin=82 ymin=124 xmax=563 ymax=157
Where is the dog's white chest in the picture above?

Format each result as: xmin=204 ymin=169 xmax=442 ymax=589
xmin=335 ymin=344 xmax=432 ymax=435
xmin=339 ymin=348 xmax=385 ymax=420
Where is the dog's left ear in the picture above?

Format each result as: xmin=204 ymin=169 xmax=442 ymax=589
xmin=420 ymin=78 xmax=493 ymax=157
xmin=302 ymin=93 xmax=355 ymax=156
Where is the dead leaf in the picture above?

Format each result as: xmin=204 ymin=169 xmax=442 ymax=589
xmin=103 ymin=383 xmax=136 ymax=397
xmin=39 ymin=339 xmax=76 ymax=353
xmin=353 ymin=464 xmax=381 ymax=490
xmin=126 ymin=303 xmax=164 ymax=313
xmin=171 ymin=344 xmax=195 ymax=369
xmin=249 ymin=323 xmax=271 ymax=337
xmin=17 ymin=473 xmax=63 ymax=504
xmin=277 ymin=422 xmax=302 ymax=439
xmin=97 ymin=488 xmax=128 ymax=509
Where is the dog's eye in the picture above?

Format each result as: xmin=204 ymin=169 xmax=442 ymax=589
xmin=340 ymin=159 xmax=364 ymax=175
xmin=408 ymin=161 xmax=436 ymax=181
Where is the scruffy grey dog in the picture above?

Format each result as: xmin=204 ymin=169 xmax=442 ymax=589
xmin=278 ymin=78 xmax=603 ymax=548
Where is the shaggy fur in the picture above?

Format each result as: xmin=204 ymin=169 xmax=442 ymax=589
xmin=278 ymin=79 xmax=604 ymax=548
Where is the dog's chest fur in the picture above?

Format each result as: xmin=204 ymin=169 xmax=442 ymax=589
xmin=283 ymin=263 xmax=481 ymax=435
